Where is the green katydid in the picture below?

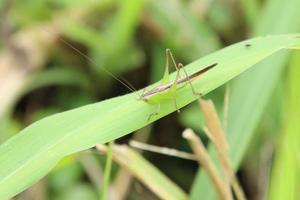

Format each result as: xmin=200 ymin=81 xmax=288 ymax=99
xmin=57 ymin=37 xmax=216 ymax=120
xmin=139 ymin=49 xmax=217 ymax=120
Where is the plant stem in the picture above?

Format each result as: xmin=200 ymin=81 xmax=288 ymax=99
xmin=100 ymin=141 xmax=114 ymax=200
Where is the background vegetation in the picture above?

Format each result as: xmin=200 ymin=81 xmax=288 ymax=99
xmin=0 ymin=0 xmax=299 ymax=199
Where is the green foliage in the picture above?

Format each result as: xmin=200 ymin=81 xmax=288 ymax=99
xmin=1 ymin=1 xmax=300 ymax=199
xmin=1 ymin=35 xmax=300 ymax=199
xmin=267 ymin=52 xmax=300 ymax=200
xmin=190 ymin=0 xmax=300 ymax=198
xmin=100 ymin=142 xmax=113 ymax=200
xmin=111 ymin=145 xmax=188 ymax=200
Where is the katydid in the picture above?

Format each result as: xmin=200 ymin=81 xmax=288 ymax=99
xmin=54 ymin=35 xmax=216 ymax=120
xmin=139 ymin=49 xmax=217 ymax=120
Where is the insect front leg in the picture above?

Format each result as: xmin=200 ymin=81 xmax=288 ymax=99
xmin=173 ymin=97 xmax=180 ymax=113
xmin=167 ymin=65 xmax=182 ymax=113
xmin=166 ymin=49 xmax=184 ymax=79
xmin=147 ymin=103 xmax=161 ymax=121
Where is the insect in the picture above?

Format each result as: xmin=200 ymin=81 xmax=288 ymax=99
xmin=139 ymin=49 xmax=217 ymax=120
xmin=56 ymin=33 xmax=216 ymax=121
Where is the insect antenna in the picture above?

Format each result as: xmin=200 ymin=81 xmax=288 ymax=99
xmin=59 ymin=38 xmax=137 ymax=93
xmin=42 ymin=28 xmax=138 ymax=94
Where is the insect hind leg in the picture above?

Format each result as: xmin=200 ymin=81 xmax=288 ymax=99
xmin=178 ymin=63 xmax=202 ymax=97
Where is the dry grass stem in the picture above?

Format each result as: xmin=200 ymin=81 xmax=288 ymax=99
xmin=200 ymin=99 xmax=247 ymax=200
xmin=223 ymin=86 xmax=230 ymax=130
xmin=182 ymin=128 xmax=232 ymax=200
xmin=112 ymin=170 xmax=132 ymax=200
xmin=199 ymin=99 xmax=229 ymax=153
xmin=97 ymin=144 xmax=188 ymax=200
xmin=200 ymin=99 xmax=231 ymax=196
xmin=112 ymin=126 xmax=152 ymax=200
xmin=129 ymin=140 xmax=196 ymax=161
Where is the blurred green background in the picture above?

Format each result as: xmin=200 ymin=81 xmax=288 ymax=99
xmin=0 ymin=0 xmax=299 ymax=199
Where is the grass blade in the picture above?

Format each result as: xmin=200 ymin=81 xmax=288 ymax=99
xmin=1 ymin=35 xmax=300 ymax=199
xmin=99 ymin=142 xmax=113 ymax=200
xmin=98 ymin=144 xmax=188 ymax=200
xmin=267 ymin=52 xmax=300 ymax=200
xmin=190 ymin=0 xmax=300 ymax=199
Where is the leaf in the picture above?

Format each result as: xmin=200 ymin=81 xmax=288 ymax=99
xmin=106 ymin=145 xmax=188 ymax=200
xmin=190 ymin=0 xmax=300 ymax=199
xmin=267 ymin=52 xmax=300 ymax=200
xmin=0 ymin=35 xmax=300 ymax=199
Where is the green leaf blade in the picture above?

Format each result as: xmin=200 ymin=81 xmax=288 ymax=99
xmin=190 ymin=0 xmax=300 ymax=198
xmin=1 ymin=35 xmax=300 ymax=199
